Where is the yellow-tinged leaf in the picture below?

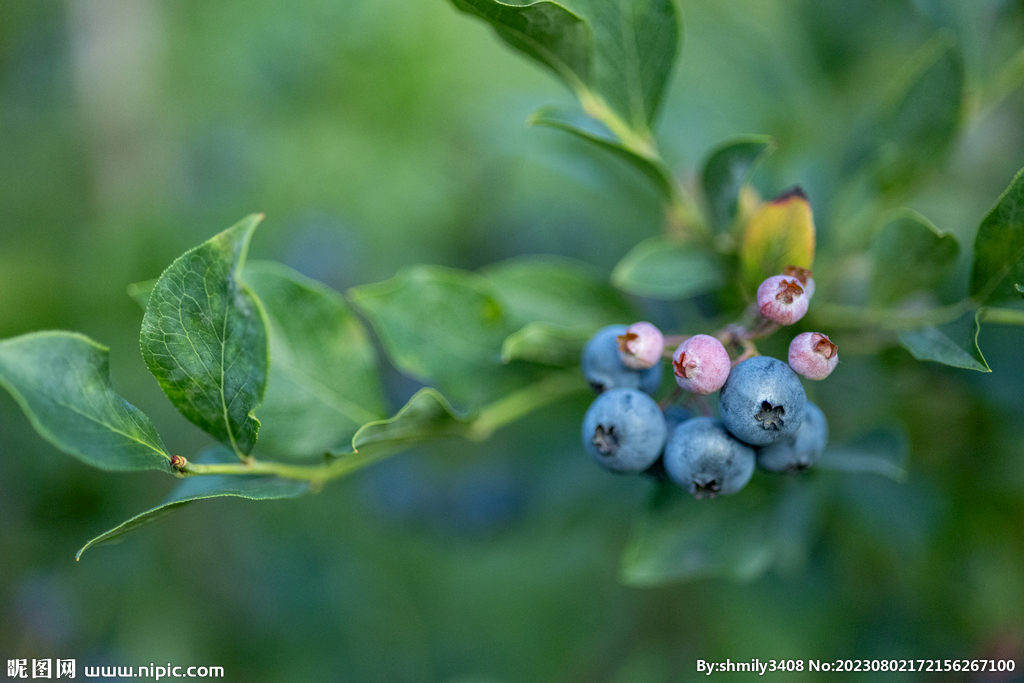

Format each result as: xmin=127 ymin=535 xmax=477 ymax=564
xmin=735 ymin=185 xmax=764 ymax=233
xmin=741 ymin=187 xmax=816 ymax=291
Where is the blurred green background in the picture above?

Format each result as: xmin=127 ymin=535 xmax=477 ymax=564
xmin=3 ymin=0 xmax=1024 ymax=680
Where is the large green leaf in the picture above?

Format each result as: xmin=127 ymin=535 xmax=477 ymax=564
xmin=970 ymin=165 xmax=1024 ymax=303
xmin=529 ymin=106 xmax=676 ymax=201
xmin=483 ymin=255 xmax=634 ymax=331
xmin=245 ymin=261 xmax=386 ymax=459
xmin=898 ymin=309 xmax=990 ymax=372
xmin=75 ymin=447 xmax=310 ymax=560
xmin=0 ymin=332 xmax=170 ymax=472
xmin=140 ymin=215 xmax=269 ymax=457
xmin=349 ymin=265 xmax=529 ymax=409
xmin=452 ymin=0 xmax=680 ymax=132
xmin=870 ymin=210 xmax=959 ymax=305
xmin=449 ymin=0 xmax=592 ymax=93
xmin=611 ymin=236 xmax=725 ymax=299
xmin=701 ymin=135 xmax=775 ymax=232
xmin=565 ymin=0 xmax=679 ymax=130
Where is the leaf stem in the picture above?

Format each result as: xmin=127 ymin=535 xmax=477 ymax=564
xmin=182 ymin=370 xmax=587 ymax=482
xmin=978 ymin=307 xmax=1024 ymax=325
xmin=467 ymin=368 xmax=586 ymax=441
xmin=812 ymin=299 xmax=977 ymax=331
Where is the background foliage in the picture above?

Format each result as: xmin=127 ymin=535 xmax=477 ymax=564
xmin=3 ymin=0 xmax=1024 ymax=680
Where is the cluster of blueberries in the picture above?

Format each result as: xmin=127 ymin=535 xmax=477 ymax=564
xmin=581 ymin=267 xmax=837 ymax=499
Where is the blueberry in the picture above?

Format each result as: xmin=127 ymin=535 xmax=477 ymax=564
xmin=757 ymin=402 xmax=828 ymax=472
xmin=719 ymin=355 xmax=806 ymax=446
xmin=581 ymin=388 xmax=667 ymax=473
xmin=788 ymin=332 xmax=838 ymax=380
xmin=782 ymin=265 xmax=815 ymax=300
xmin=663 ymin=417 xmax=755 ymax=498
xmin=617 ymin=321 xmax=664 ymax=369
xmin=757 ymin=274 xmax=809 ymax=325
xmin=582 ymin=325 xmax=662 ymax=394
xmin=671 ymin=334 xmax=731 ymax=395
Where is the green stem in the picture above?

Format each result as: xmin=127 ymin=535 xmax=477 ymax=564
xmin=813 ymin=298 xmax=976 ymax=331
xmin=978 ymin=307 xmax=1024 ymax=325
xmin=576 ymin=88 xmax=708 ymax=243
xmin=467 ymin=368 xmax=585 ymax=441
xmin=182 ymin=370 xmax=587 ymax=482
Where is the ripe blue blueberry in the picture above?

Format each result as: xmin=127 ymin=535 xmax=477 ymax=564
xmin=581 ymin=388 xmax=667 ymax=473
xmin=663 ymin=417 xmax=755 ymax=498
xmin=757 ymin=401 xmax=828 ymax=472
xmin=582 ymin=325 xmax=662 ymax=395
xmin=719 ymin=355 xmax=806 ymax=446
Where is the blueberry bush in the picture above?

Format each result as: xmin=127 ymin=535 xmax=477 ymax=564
xmin=2 ymin=0 xmax=1023 ymax=572
xmin=3 ymin=0 xmax=1024 ymax=677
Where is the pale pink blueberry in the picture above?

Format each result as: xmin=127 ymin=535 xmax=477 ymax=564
xmin=672 ymin=334 xmax=731 ymax=395
xmin=788 ymin=332 xmax=838 ymax=380
xmin=783 ymin=265 xmax=815 ymax=300
xmin=616 ymin=322 xmax=664 ymax=369
xmin=757 ymin=275 xmax=809 ymax=325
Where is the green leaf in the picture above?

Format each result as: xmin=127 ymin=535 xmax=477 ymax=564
xmin=816 ymin=428 xmax=909 ymax=482
xmin=0 ymin=332 xmax=171 ymax=472
xmin=500 ymin=322 xmax=591 ymax=365
xmin=568 ymin=0 xmax=679 ymax=130
xmin=740 ymin=188 xmax=816 ymax=291
xmin=449 ymin=0 xmax=592 ymax=94
xmin=701 ymin=135 xmax=775 ymax=232
xmin=349 ymin=265 xmax=531 ymax=409
xmin=611 ymin=236 xmax=725 ymax=299
xmin=350 ymin=388 xmax=469 ymax=452
xmin=873 ymin=35 xmax=964 ymax=191
xmin=140 ymin=215 xmax=269 ymax=457
xmin=898 ymin=309 xmax=990 ymax=372
xmin=529 ymin=106 xmax=676 ymax=201
xmin=483 ymin=255 xmax=634 ymax=330
xmin=75 ymin=447 xmax=310 ymax=560
xmin=484 ymin=256 xmax=634 ymax=365
xmin=452 ymin=0 xmax=680 ymax=131
xmin=245 ymin=261 xmax=386 ymax=459
xmin=870 ymin=210 xmax=959 ymax=305
xmin=621 ymin=481 xmax=809 ymax=585
xmin=970 ymin=165 xmax=1024 ymax=303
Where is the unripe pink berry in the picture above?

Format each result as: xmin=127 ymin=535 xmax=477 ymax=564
xmin=757 ymin=275 xmax=809 ymax=325
xmin=788 ymin=332 xmax=838 ymax=380
xmin=616 ymin=322 xmax=664 ymax=369
xmin=672 ymin=334 xmax=731 ymax=395
xmin=782 ymin=265 xmax=815 ymax=300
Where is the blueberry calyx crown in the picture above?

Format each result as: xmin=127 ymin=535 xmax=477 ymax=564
xmin=774 ymin=278 xmax=804 ymax=304
xmin=755 ymin=401 xmax=785 ymax=430
xmin=592 ymin=424 xmax=619 ymax=455
xmin=672 ymin=351 xmax=695 ymax=379
xmin=691 ymin=479 xmax=721 ymax=499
